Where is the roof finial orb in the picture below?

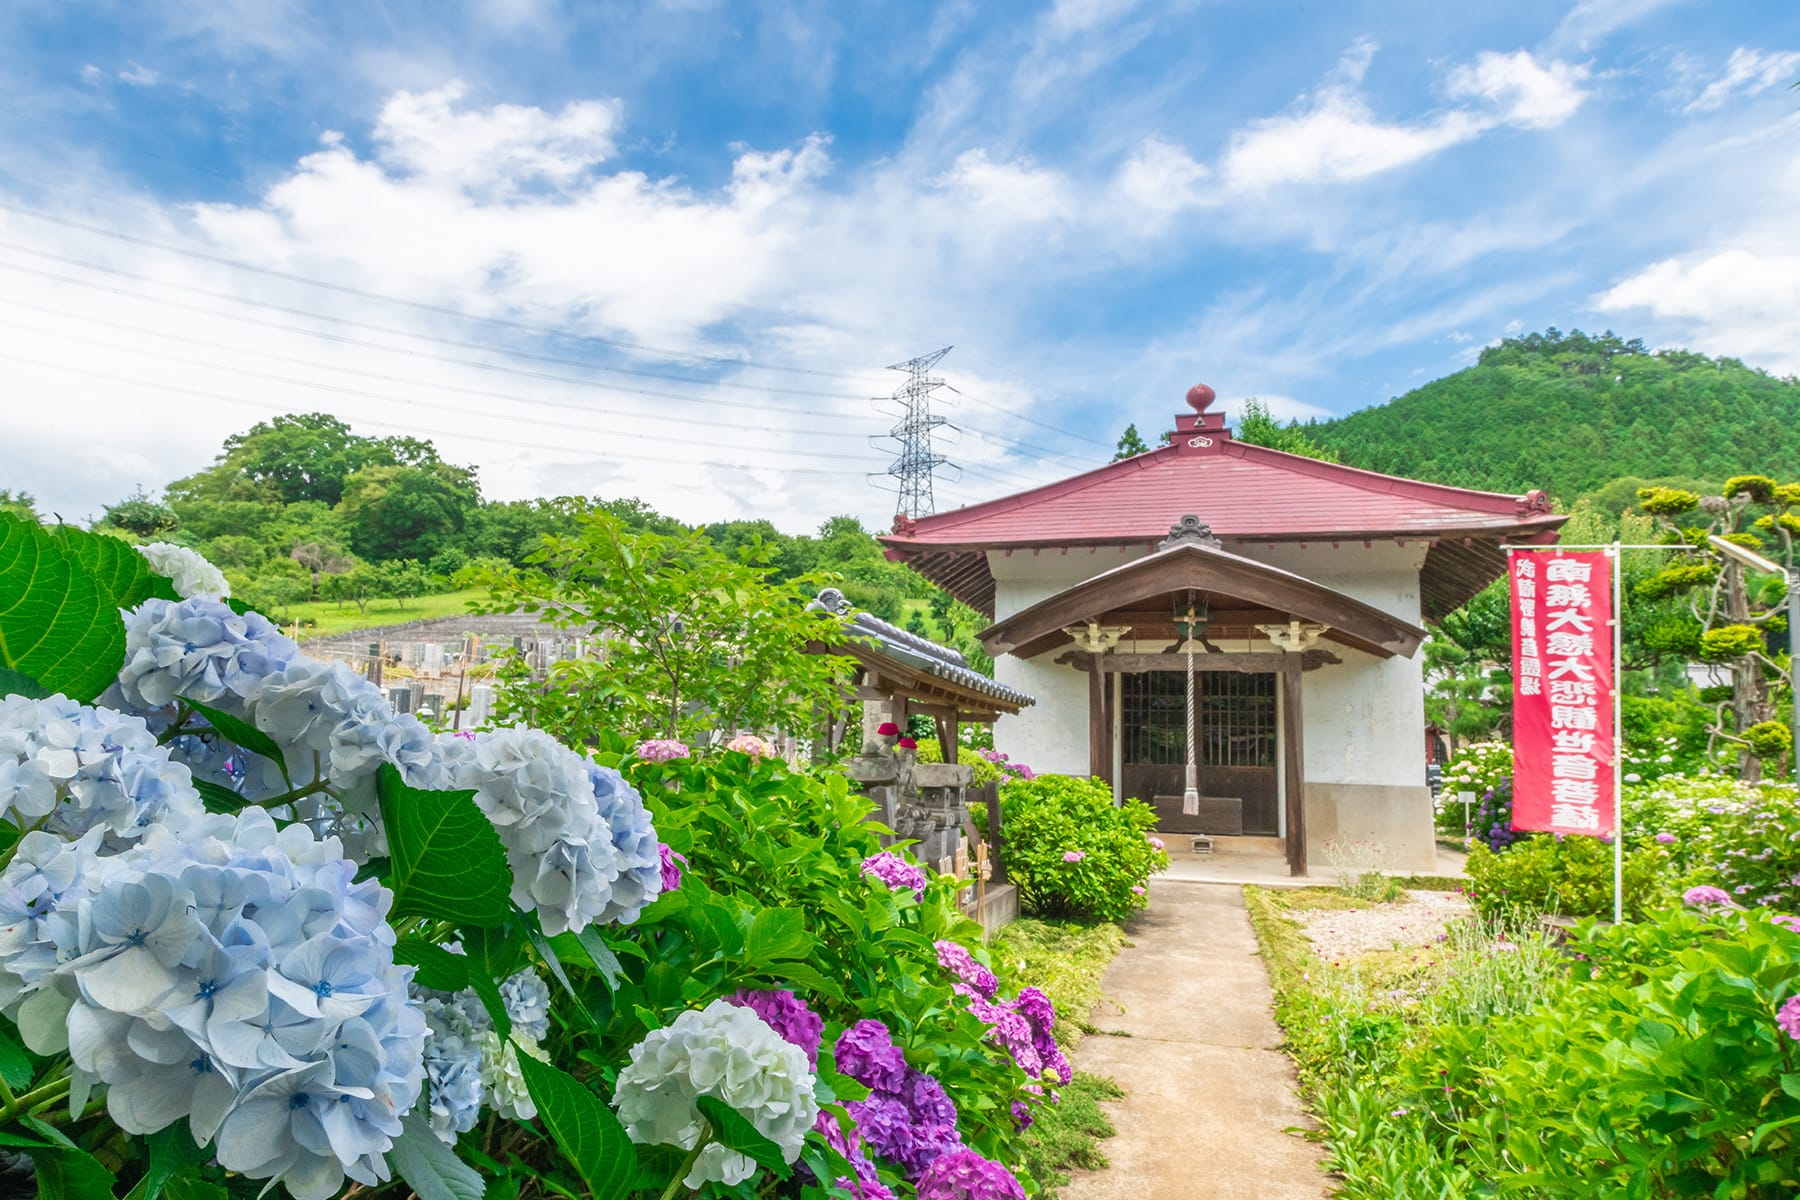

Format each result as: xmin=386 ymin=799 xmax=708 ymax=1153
xmin=1185 ymin=382 xmax=1216 ymax=413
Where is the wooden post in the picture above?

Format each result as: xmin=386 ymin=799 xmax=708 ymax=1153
xmin=934 ymin=715 xmax=959 ymax=762
xmin=982 ymin=782 xmax=1004 ymax=881
xmin=1282 ymin=653 xmax=1307 ymax=877
xmin=1087 ymin=656 xmax=1110 ymax=782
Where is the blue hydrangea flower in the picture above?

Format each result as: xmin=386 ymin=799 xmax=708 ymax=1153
xmin=5 ymin=805 xmax=423 ymax=1200
xmin=500 ymin=969 xmax=551 ymax=1042
xmin=118 ymin=598 xmax=298 ymax=712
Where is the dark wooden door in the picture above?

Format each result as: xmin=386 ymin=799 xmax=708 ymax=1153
xmin=1120 ymin=670 xmax=1280 ymax=835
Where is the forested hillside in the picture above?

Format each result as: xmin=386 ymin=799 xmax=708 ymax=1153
xmin=42 ymin=412 xmax=937 ymax=627
xmin=1302 ymin=330 xmax=1800 ymax=501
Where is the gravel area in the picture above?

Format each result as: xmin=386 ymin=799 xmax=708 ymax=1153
xmin=1294 ymin=890 xmax=1470 ymax=961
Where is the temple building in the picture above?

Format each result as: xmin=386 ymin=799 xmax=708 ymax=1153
xmin=882 ymin=385 xmax=1565 ymax=874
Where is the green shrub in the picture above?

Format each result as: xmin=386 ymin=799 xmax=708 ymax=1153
xmin=999 ymin=775 xmax=1168 ymax=922
xmin=1405 ymin=908 xmax=1800 ymax=1197
xmin=915 ymin=736 xmax=1004 ymax=786
xmin=1464 ymin=835 xmax=1669 ymax=921
xmin=1630 ymin=775 xmax=1800 ymax=907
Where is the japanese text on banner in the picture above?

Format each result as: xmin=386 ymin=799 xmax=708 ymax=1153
xmin=1510 ymin=550 xmax=1615 ymax=837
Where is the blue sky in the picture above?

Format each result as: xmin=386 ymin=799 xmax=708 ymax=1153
xmin=2 ymin=0 xmax=1797 ymax=530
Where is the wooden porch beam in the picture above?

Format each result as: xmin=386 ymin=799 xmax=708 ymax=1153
xmin=1055 ymin=649 xmax=1341 ymax=674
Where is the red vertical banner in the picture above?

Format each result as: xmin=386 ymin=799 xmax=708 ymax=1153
xmin=1510 ymin=550 xmax=1615 ymax=836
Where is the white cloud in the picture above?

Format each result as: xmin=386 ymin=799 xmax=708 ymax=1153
xmin=1549 ymin=0 xmax=1688 ymax=53
xmin=1221 ymin=43 xmax=1585 ymax=190
xmin=117 ymin=62 xmax=160 ymax=87
xmin=1112 ymin=136 xmax=1211 ymax=217
xmin=939 ymin=149 xmax=1075 ymax=223
xmin=1685 ymin=47 xmax=1800 ymax=113
xmin=1597 ymin=247 xmax=1800 ymax=372
xmin=1446 ymin=50 xmax=1589 ymax=129
xmin=370 ymin=81 xmax=621 ymax=194
xmin=1043 ymin=0 xmax=1141 ymax=39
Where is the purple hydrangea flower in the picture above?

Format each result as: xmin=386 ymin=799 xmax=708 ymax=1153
xmin=811 ymin=1110 xmax=895 ymax=1200
xmin=849 ymin=1094 xmax=960 ymax=1177
xmin=1061 ymin=850 xmax=1086 ymax=863
xmin=1011 ymin=1099 xmax=1033 ymax=1130
xmin=915 ymin=1149 xmax=1027 ymax=1200
xmin=659 ymin=843 xmax=684 ymax=892
xmin=836 ymin=1020 xmax=908 ymax=1093
xmin=1779 ymin=995 xmax=1800 ymax=1043
xmin=861 ymin=851 xmax=927 ymax=900
xmin=1684 ymin=885 xmax=1735 ymax=910
xmin=934 ymin=940 xmax=998 ymax=1000
xmin=728 ymin=988 xmax=824 ymax=1068
xmin=1654 ymin=832 xmax=1676 ymax=844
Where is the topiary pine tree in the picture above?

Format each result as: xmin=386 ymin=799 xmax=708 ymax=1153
xmin=1637 ymin=475 xmax=1798 ymax=781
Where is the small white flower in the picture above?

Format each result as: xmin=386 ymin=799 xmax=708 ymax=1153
xmin=137 ymin=543 xmax=230 ymax=600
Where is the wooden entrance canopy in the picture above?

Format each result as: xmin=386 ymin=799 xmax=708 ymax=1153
xmin=977 ymin=519 xmax=1427 ymax=663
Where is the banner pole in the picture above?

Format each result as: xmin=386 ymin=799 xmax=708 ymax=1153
xmin=1612 ymin=541 xmax=1624 ymax=925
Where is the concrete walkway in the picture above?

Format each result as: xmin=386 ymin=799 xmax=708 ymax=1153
xmin=1060 ymin=883 xmax=1329 ymax=1200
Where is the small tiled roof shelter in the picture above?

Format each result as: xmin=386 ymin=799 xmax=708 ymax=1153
xmin=881 ymin=384 xmax=1565 ymax=875
xmin=808 ymin=587 xmax=1034 ymax=758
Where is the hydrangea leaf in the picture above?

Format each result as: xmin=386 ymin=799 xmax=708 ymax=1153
xmin=0 ymin=1021 xmax=27 ymax=1094
xmin=390 ymin=1112 xmax=484 ymax=1200
xmin=393 ymin=937 xmax=471 ymax=993
xmin=759 ymin=960 xmax=841 ymax=1002
xmin=49 ymin=525 xmax=153 ymax=611
xmin=744 ymin=908 xmax=813 ymax=963
xmin=0 ymin=667 xmax=49 ymax=700
xmin=184 ymin=700 xmax=291 ymax=788
xmin=0 ymin=513 xmax=126 ymax=703
xmin=514 ymin=1052 xmax=636 ymax=1200
xmin=123 ymin=1126 xmax=209 ymax=1200
xmin=465 ymin=960 xmax=512 ymax=1042
xmin=695 ymin=1095 xmax=791 ymax=1180
xmin=572 ymin=927 xmax=627 ymax=992
xmin=376 ymin=763 xmax=512 ymax=928
xmin=25 ymin=1145 xmax=117 ymax=1200
xmin=191 ymin=780 xmax=245 ymax=815
xmin=17 ymin=1117 xmax=117 ymax=1200
xmin=525 ymin=923 xmax=601 ymax=1031
xmin=159 ymin=1177 xmax=227 ymax=1200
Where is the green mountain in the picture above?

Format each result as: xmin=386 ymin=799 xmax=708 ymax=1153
xmin=1301 ymin=329 xmax=1800 ymax=502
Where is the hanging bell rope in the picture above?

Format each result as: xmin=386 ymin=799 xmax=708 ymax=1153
xmin=1182 ymin=591 xmax=1200 ymax=817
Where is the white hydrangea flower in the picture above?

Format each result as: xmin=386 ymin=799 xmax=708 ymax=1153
xmin=477 ymin=1028 xmax=541 ymax=1121
xmin=136 ymin=542 xmax=230 ymax=600
xmin=613 ymin=998 xmax=819 ymax=1188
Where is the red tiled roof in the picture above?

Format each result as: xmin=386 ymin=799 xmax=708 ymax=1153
xmin=882 ymin=395 xmax=1565 ymax=619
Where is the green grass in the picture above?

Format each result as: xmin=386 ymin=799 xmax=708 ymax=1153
xmin=1017 ymin=1072 xmax=1123 ymax=1195
xmin=262 ymin=588 xmax=492 ymax=640
xmin=993 ymin=918 xmax=1132 ymax=1199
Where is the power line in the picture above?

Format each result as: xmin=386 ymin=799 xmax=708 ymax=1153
xmin=0 ymin=238 xmax=870 ymax=401
xmin=0 ymin=298 xmax=875 ymax=444
xmin=0 ymin=256 xmax=1063 ymax=489
xmin=0 ymin=349 xmax=873 ymax=480
xmin=0 ymin=192 xmax=892 ymax=385
xmin=0 ymin=316 xmax=895 ymax=471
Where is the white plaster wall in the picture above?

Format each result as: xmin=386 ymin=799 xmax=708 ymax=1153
xmin=986 ymin=541 xmax=1430 ymax=789
xmin=988 ymin=547 xmax=1149 ymax=775
xmin=1241 ymin=542 xmax=1431 ymax=790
